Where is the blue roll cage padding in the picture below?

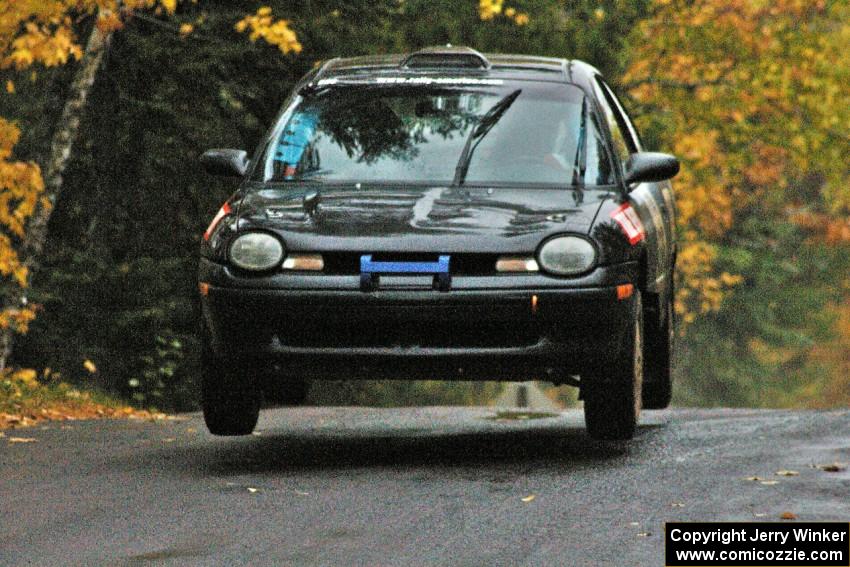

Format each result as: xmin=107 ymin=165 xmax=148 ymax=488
xmin=360 ymin=255 xmax=450 ymax=274
xmin=274 ymin=110 xmax=319 ymax=165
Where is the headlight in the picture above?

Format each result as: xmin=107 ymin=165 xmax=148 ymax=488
xmin=537 ymin=236 xmax=596 ymax=276
xmin=229 ymin=232 xmax=285 ymax=271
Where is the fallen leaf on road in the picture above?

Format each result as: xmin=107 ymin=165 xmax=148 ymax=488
xmin=162 ymin=438 xmax=176 ymax=443
xmin=186 ymin=428 xmax=197 ymax=434
xmin=629 ymin=522 xmax=640 ymax=527
xmin=754 ymin=513 xmax=766 ymax=518
xmin=294 ymin=490 xmax=310 ymax=496
xmin=775 ymin=470 xmax=799 ymax=477
xmin=780 ymin=512 xmax=797 ymax=520
xmin=745 ymin=476 xmax=764 ymax=482
xmin=521 ymin=495 xmax=535 ymax=503
xmin=251 ymin=431 xmax=262 ymax=436
xmin=760 ymin=480 xmax=779 ymax=486
xmin=8 ymin=437 xmax=36 ymax=443
xmin=671 ymin=502 xmax=685 ymax=508
xmin=247 ymin=487 xmax=259 ymax=493
xmin=486 ymin=411 xmax=560 ymax=421
xmin=816 ymin=463 xmax=847 ymax=473
xmin=637 ymin=532 xmax=651 ymax=537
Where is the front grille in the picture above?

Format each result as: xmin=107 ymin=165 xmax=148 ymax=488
xmin=321 ymin=252 xmax=499 ymax=276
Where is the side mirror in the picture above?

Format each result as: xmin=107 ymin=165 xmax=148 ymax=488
xmin=200 ymin=149 xmax=249 ymax=178
xmin=623 ymin=152 xmax=680 ymax=186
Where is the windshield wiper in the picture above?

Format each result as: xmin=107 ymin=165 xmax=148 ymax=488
xmin=452 ymin=89 xmax=522 ymax=186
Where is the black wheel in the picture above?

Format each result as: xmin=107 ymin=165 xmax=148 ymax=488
xmin=263 ymin=377 xmax=309 ymax=407
xmin=583 ymin=291 xmax=643 ymax=440
xmin=642 ymin=281 xmax=674 ymax=410
xmin=201 ymin=343 xmax=261 ymax=436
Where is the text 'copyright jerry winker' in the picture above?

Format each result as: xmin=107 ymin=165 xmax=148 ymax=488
xmin=665 ymin=522 xmax=850 ymax=566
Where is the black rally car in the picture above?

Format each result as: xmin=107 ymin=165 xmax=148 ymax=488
xmin=198 ymin=47 xmax=679 ymax=440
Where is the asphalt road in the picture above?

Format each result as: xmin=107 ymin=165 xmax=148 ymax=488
xmin=2 ymin=407 xmax=849 ymax=566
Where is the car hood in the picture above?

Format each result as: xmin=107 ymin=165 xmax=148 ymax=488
xmin=237 ymin=183 xmax=610 ymax=254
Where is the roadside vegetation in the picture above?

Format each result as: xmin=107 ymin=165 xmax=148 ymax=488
xmin=0 ymin=0 xmax=847 ymax=418
xmin=0 ymin=367 xmax=163 ymax=429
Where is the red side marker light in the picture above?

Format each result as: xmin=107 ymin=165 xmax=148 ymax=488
xmin=203 ymin=202 xmax=231 ymax=241
xmin=616 ymin=283 xmax=634 ymax=300
xmin=610 ymin=203 xmax=645 ymax=245
xmin=199 ymin=282 xmax=210 ymax=297
xmin=531 ymin=294 xmax=539 ymax=315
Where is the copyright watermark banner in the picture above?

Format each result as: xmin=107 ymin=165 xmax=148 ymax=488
xmin=665 ymin=522 xmax=850 ymax=566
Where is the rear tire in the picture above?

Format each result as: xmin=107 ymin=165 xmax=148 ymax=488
xmin=201 ymin=344 xmax=261 ymax=436
xmin=583 ymin=292 xmax=643 ymax=440
xmin=642 ymin=281 xmax=674 ymax=410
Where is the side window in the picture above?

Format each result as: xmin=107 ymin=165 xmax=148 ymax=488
xmin=598 ymin=79 xmax=643 ymax=152
xmin=591 ymin=79 xmax=631 ymax=173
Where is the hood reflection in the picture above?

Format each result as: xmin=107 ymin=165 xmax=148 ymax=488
xmin=246 ymin=185 xmax=606 ymax=239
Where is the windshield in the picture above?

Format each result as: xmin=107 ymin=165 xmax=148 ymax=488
xmin=253 ymin=80 xmax=615 ymax=187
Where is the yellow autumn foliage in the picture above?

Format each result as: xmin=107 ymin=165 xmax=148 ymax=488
xmin=0 ymin=0 xmax=301 ymax=345
xmin=479 ymin=0 xmax=529 ymax=25
xmin=234 ymin=7 xmax=302 ymax=55
xmin=623 ymin=0 xmax=850 ymax=323
xmin=0 ymin=2 xmax=193 ymax=346
xmin=0 ymin=117 xmax=42 ymax=330
xmin=1 ymin=366 xmax=166 ymax=428
xmin=479 ymin=0 xmax=504 ymax=20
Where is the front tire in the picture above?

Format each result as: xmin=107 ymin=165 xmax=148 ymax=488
xmin=201 ymin=345 xmax=261 ymax=436
xmin=583 ymin=292 xmax=643 ymax=440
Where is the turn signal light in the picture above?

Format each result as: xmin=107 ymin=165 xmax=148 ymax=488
xmin=616 ymin=283 xmax=634 ymax=300
xmin=496 ymin=256 xmax=539 ymax=272
xmin=203 ymin=202 xmax=231 ymax=241
xmin=282 ymin=254 xmax=325 ymax=271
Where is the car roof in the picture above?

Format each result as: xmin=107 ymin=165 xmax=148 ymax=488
xmin=310 ymin=46 xmax=601 ymax=86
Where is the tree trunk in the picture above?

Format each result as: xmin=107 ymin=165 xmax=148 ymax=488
xmin=0 ymin=25 xmax=112 ymax=371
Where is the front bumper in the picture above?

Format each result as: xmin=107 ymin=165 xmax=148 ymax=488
xmin=199 ymin=259 xmax=639 ymax=381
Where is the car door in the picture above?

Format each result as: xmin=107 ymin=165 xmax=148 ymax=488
xmin=592 ymin=77 xmax=675 ymax=296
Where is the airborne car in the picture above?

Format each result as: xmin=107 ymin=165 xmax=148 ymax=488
xmin=198 ymin=47 xmax=679 ymax=440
